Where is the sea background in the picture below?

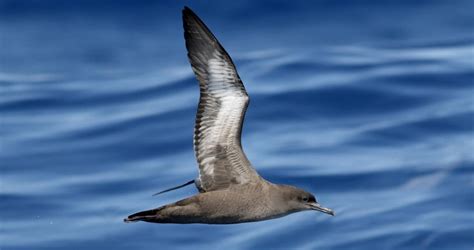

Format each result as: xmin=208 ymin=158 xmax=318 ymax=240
xmin=1 ymin=0 xmax=473 ymax=249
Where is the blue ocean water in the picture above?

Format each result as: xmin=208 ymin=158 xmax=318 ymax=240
xmin=1 ymin=0 xmax=473 ymax=249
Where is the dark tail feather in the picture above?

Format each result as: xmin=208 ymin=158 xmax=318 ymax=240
xmin=124 ymin=207 xmax=163 ymax=223
xmin=152 ymin=180 xmax=195 ymax=196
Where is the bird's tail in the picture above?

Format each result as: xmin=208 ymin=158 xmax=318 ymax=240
xmin=124 ymin=207 xmax=164 ymax=223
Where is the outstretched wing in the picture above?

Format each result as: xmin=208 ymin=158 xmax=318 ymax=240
xmin=183 ymin=7 xmax=260 ymax=192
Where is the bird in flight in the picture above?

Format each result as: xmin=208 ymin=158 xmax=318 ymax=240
xmin=124 ymin=6 xmax=334 ymax=224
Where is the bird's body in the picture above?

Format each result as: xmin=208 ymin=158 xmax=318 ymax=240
xmin=125 ymin=6 xmax=334 ymax=225
xmin=129 ymin=182 xmax=298 ymax=224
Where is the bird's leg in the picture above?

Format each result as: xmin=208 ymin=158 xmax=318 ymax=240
xmin=152 ymin=179 xmax=195 ymax=196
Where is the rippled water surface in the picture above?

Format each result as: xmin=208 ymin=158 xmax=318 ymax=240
xmin=1 ymin=1 xmax=473 ymax=249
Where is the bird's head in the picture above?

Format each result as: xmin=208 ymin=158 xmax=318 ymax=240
xmin=281 ymin=185 xmax=335 ymax=216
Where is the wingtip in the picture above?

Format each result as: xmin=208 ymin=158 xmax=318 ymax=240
xmin=182 ymin=6 xmax=194 ymax=15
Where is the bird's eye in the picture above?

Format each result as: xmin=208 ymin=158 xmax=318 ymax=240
xmin=302 ymin=197 xmax=309 ymax=202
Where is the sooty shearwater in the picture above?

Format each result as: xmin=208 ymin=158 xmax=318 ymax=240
xmin=124 ymin=6 xmax=334 ymax=224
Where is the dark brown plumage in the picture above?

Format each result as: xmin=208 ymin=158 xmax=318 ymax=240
xmin=125 ymin=6 xmax=333 ymax=224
